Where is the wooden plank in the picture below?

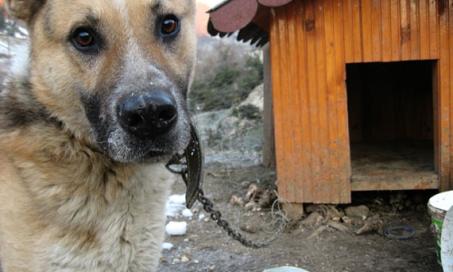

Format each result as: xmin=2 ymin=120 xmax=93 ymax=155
xmin=361 ymin=0 xmax=374 ymax=61
xmin=409 ymin=0 xmax=420 ymax=59
xmin=400 ymin=0 xmax=411 ymax=60
xmin=371 ymin=0 xmax=382 ymax=61
xmin=441 ymin=0 xmax=453 ymax=191
xmin=351 ymin=177 xmax=439 ymax=191
xmin=262 ymin=45 xmax=275 ymax=168
xmin=439 ymin=0 xmax=451 ymax=191
xmin=419 ymin=0 xmax=430 ymax=59
xmin=390 ymin=0 xmax=402 ymax=60
xmin=381 ymin=0 xmax=392 ymax=61
xmin=343 ymin=0 xmax=354 ymax=62
xmin=297 ymin=0 xmax=314 ymax=202
xmin=304 ymin=0 xmax=320 ymax=203
xmin=286 ymin=1 xmax=305 ymax=202
xmin=352 ymin=0 xmax=363 ymax=62
xmin=313 ymin=0 xmax=331 ymax=202
xmin=269 ymin=9 xmax=289 ymax=201
xmin=332 ymin=0 xmax=352 ymax=203
xmin=324 ymin=0 xmax=338 ymax=203
xmin=428 ymin=0 xmax=439 ymax=58
xmin=276 ymin=7 xmax=296 ymax=201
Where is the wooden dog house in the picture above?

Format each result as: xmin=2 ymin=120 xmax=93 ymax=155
xmin=208 ymin=0 xmax=453 ymax=209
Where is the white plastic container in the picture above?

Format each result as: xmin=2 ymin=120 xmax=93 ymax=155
xmin=442 ymin=205 xmax=453 ymax=272
xmin=428 ymin=191 xmax=453 ymax=264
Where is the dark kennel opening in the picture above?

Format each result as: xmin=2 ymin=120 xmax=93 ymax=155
xmin=346 ymin=61 xmax=439 ymax=191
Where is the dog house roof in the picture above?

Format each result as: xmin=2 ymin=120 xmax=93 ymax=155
xmin=207 ymin=0 xmax=294 ymax=46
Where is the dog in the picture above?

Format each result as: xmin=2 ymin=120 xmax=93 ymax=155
xmin=0 ymin=0 xmax=197 ymax=271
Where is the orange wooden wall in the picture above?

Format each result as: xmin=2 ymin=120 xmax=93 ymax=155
xmin=269 ymin=0 xmax=453 ymax=204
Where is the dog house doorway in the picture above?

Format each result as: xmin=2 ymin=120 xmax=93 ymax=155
xmin=346 ymin=61 xmax=438 ymax=191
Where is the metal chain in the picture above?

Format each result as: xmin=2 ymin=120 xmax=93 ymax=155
xmin=196 ymin=188 xmax=284 ymax=249
xmin=166 ymin=126 xmax=286 ymax=249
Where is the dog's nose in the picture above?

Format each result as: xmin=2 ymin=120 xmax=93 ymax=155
xmin=117 ymin=90 xmax=178 ymax=138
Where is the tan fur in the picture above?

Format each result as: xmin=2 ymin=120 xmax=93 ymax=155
xmin=0 ymin=0 xmax=196 ymax=271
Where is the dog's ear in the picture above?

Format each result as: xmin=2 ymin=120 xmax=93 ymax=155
xmin=6 ymin=0 xmax=45 ymax=22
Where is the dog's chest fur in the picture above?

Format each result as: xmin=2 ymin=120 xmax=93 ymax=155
xmin=0 ymin=123 xmax=174 ymax=272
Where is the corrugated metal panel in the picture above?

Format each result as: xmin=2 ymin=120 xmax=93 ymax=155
xmin=270 ymin=0 xmax=453 ymax=204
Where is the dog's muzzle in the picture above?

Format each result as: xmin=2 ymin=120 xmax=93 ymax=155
xmin=117 ymin=90 xmax=178 ymax=139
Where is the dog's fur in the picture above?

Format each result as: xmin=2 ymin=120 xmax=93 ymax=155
xmin=0 ymin=0 xmax=196 ymax=271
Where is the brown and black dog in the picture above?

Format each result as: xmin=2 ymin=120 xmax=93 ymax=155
xmin=0 ymin=0 xmax=197 ymax=271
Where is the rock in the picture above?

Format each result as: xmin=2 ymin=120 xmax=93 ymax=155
xmin=230 ymin=195 xmax=244 ymax=207
xmin=240 ymin=223 xmax=259 ymax=234
xmin=325 ymin=206 xmax=344 ymax=220
xmin=244 ymin=201 xmax=261 ymax=212
xmin=356 ymin=215 xmax=384 ymax=235
xmin=302 ymin=212 xmax=324 ymax=227
xmin=180 ymin=255 xmax=190 ymax=263
xmin=245 ymin=183 xmax=259 ymax=202
xmin=342 ymin=216 xmax=364 ymax=226
xmin=257 ymin=189 xmax=277 ymax=209
xmin=345 ymin=205 xmax=370 ymax=219
xmin=239 ymin=84 xmax=264 ymax=111
xmin=327 ymin=221 xmax=350 ymax=232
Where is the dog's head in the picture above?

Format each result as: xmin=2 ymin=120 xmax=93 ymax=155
xmin=7 ymin=0 xmax=197 ymax=163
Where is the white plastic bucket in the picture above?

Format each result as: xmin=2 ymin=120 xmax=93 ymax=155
xmin=428 ymin=191 xmax=453 ymax=264
xmin=441 ymin=205 xmax=453 ymax=272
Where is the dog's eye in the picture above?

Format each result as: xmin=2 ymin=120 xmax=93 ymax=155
xmin=71 ymin=27 xmax=100 ymax=54
xmin=160 ymin=15 xmax=180 ymax=37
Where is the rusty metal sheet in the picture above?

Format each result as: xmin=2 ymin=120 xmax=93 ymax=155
xmin=209 ymin=0 xmax=258 ymax=33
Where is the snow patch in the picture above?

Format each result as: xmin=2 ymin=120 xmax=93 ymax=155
xmin=161 ymin=242 xmax=174 ymax=250
xmin=165 ymin=194 xmax=187 ymax=217
xmin=198 ymin=213 xmax=206 ymax=221
xmin=182 ymin=208 xmax=193 ymax=218
xmin=165 ymin=221 xmax=187 ymax=236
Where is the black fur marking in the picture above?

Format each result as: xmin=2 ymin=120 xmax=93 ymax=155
xmin=0 ymin=80 xmax=61 ymax=130
xmin=80 ymin=92 xmax=109 ymax=151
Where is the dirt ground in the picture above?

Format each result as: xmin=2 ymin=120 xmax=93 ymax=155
xmin=159 ymin=165 xmax=442 ymax=272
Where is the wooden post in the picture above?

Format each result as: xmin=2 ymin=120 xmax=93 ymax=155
xmin=262 ymin=44 xmax=276 ymax=168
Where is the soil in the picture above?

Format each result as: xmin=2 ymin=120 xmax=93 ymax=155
xmin=159 ymin=165 xmax=442 ymax=272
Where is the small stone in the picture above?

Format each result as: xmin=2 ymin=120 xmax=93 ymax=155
xmin=342 ymin=216 xmax=352 ymax=225
xmin=245 ymin=183 xmax=259 ymax=201
xmin=230 ymin=195 xmax=244 ymax=206
xmin=240 ymin=224 xmax=258 ymax=234
xmin=245 ymin=201 xmax=259 ymax=211
xmin=198 ymin=213 xmax=206 ymax=221
xmin=328 ymin=221 xmax=350 ymax=232
xmin=182 ymin=209 xmax=193 ymax=218
xmin=356 ymin=215 xmax=384 ymax=235
xmin=345 ymin=205 xmax=370 ymax=220
xmin=302 ymin=212 xmax=324 ymax=227
xmin=180 ymin=255 xmax=190 ymax=263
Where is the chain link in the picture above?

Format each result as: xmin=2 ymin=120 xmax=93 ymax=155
xmin=196 ymin=188 xmax=284 ymax=249
xmin=166 ymin=136 xmax=285 ymax=249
